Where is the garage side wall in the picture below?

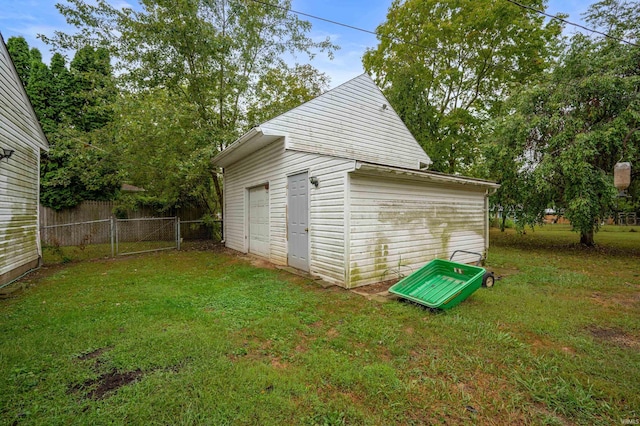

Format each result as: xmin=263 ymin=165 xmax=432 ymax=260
xmin=348 ymin=174 xmax=487 ymax=288
xmin=223 ymin=139 xmax=354 ymax=285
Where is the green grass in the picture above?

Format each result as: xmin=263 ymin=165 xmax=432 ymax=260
xmin=42 ymin=240 xmax=211 ymax=264
xmin=2 ymin=227 xmax=639 ymax=425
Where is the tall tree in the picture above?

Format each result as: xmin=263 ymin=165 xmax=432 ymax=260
xmin=6 ymin=36 xmax=31 ymax=87
xmin=26 ymin=47 xmax=55 ymax=134
xmin=487 ymin=0 xmax=640 ymax=245
xmin=49 ymin=52 xmax=73 ymax=124
xmin=43 ymin=0 xmax=336 ymax=213
xmin=363 ymin=0 xmax=563 ymax=174
xmin=6 ymin=37 xmax=121 ymax=210
xmin=41 ymin=47 xmax=121 ymax=210
xmin=113 ymin=89 xmax=215 ymax=211
xmin=68 ymin=46 xmax=116 ymax=132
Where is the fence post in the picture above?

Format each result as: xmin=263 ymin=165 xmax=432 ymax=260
xmin=176 ymin=217 xmax=181 ymax=250
xmin=110 ymin=216 xmax=115 ymax=257
xmin=115 ymin=217 xmax=119 ymax=255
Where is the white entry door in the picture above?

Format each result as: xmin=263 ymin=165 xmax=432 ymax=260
xmin=248 ymin=185 xmax=269 ymax=257
xmin=287 ymin=172 xmax=309 ymax=271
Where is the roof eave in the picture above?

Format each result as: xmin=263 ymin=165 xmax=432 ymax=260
xmin=352 ymin=161 xmax=500 ymax=189
xmin=212 ymin=126 xmax=287 ymax=168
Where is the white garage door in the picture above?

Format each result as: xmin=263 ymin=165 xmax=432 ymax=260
xmin=248 ymin=185 xmax=269 ymax=257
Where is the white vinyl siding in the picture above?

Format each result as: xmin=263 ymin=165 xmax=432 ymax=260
xmin=348 ymin=174 xmax=487 ymax=288
xmin=224 ymin=139 xmax=354 ymax=285
xmin=262 ymin=74 xmax=430 ymax=170
xmin=0 ymin=37 xmax=48 ymax=284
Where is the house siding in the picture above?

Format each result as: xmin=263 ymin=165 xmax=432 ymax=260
xmin=223 ymin=139 xmax=354 ymax=285
xmin=0 ymin=37 xmax=48 ymax=285
xmin=348 ymin=174 xmax=487 ymax=288
xmin=262 ymin=74 xmax=430 ymax=170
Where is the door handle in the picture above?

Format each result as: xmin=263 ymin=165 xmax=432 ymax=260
xmin=305 ymin=228 xmax=309 ymax=232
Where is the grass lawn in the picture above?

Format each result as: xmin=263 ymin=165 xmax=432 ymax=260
xmin=1 ymin=226 xmax=639 ymax=425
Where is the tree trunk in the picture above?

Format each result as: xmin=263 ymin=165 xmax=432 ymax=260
xmin=212 ymin=169 xmax=223 ymax=221
xmin=500 ymin=214 xmax=506 ymax=232
xmin=580 ymin=229 xmax=595 ymax=246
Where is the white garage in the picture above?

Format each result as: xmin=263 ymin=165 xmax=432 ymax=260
xmin=213 ymin=74 xmax=498 ymax=288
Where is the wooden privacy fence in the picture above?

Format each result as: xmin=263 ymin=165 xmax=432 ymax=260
xmin=40 ymin=218 xmax=112 ymax=248
xmin=40 ymin=201 xmax=208 ymax=226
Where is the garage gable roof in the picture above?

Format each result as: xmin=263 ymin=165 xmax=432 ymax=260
xmin=213 ymin=74 xmax=431 ymax=169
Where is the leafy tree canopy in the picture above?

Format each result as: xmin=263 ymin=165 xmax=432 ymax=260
xmin=363 ymin=0 xmax=563 ymax=174
xmin=6 ymin=36 xmax=121 ymax=210
xmin=43 ymin=0 xmax=336 ymax=143
xmin=6 ymin=36 xmax=31 ymax=87
xmin=246 ymin=63 xmax=330 ymax=126
xmin=487 ymin=0 xmax=640 ymax=245
xmin=41 ymin=0 xmax=337 ymax=213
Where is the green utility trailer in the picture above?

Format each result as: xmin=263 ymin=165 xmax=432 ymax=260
xmin=389 ymin=251 xmax=494 ymax=310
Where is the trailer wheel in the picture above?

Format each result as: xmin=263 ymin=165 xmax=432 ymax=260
xmin=482 ymin=272 xmax=495 ymax=288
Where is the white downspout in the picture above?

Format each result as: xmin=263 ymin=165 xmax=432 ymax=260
xmin=484 ymin=190 xmax=489 ymax=257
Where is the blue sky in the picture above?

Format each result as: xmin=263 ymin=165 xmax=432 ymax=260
xmin=0 ymin=0 xmax=591 ymax=88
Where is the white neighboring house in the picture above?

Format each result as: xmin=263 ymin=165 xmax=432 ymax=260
xmin=0 ymin=33 xmax=49 ymax=287
xmin=213 ymin=74 xmax=499 ymax=288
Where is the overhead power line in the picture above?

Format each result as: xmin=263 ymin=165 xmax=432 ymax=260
xmin=251 ymin=0 xmax=378 ymax=37
xmin=503 ymin=0 xmax=639 ymax=48
xmin=247 ymin=0 xmax=432 ymax=51
xmin=249 ymin=0 xmax=639 ymax=49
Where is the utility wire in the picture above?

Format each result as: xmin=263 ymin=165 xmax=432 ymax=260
xmin=249 ymin=0 xmax=637 ymax=95
xmin=247 ymin=0 xmax=432 ymax=51
xmin=252 ymin=0 xmax=378 ymax=37
xmin=503 ymin=0 xmax=639 ymax=48
xmin=249 ymin=0 xmax=639 ymax=49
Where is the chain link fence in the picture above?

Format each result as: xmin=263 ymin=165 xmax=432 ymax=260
xmin=40 ymin=217 xmax=222 ymax=263
xmin=116 ymin=217 xmax=178 ymax=256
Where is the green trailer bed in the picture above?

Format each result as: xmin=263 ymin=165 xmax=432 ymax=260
xmin=389 ymin=251 xmax=492 ymax=310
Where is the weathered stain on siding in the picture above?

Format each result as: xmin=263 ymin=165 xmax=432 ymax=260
xmin=0 ymin=215 xmax=38 ymax=271
xmin=349 ymin=174 xmax=487 ymax=287
xmin=377 ymin=201 xmax=482 ymax=257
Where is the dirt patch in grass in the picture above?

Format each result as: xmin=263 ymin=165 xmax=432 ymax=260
xmin=487 ymin=266 xmax=520 ymax=280
xmin=350 ymin=279 xmax=399 ymax=295
xmin=71 ymin=368 xmax=144 ymax=400
xmin=533 ymin=339 xmax=576 ymax=356
xmin=590 ymin=291 xmax=640 ymax=309
xmin=248 ymin=256 xmax=278 ymax=270
xmin=270 ymin=357 xmax=289 ymax=369
xmin=71 ymin=347 xmax=187 ymax=400
xmin=521 ymin=332 xmax=576 ymax=356
xmin=326 ymin=327 xmax=339 ymax=338
xmin=77 ymin=347 xmax=113 ymax=361
xmin=179 ymin=241 xmax=226 ymax=252
xmin=588 ymin=326 xmax=640 ymax=350
xmin=310 ymin=320 xmax=324 ymax=329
